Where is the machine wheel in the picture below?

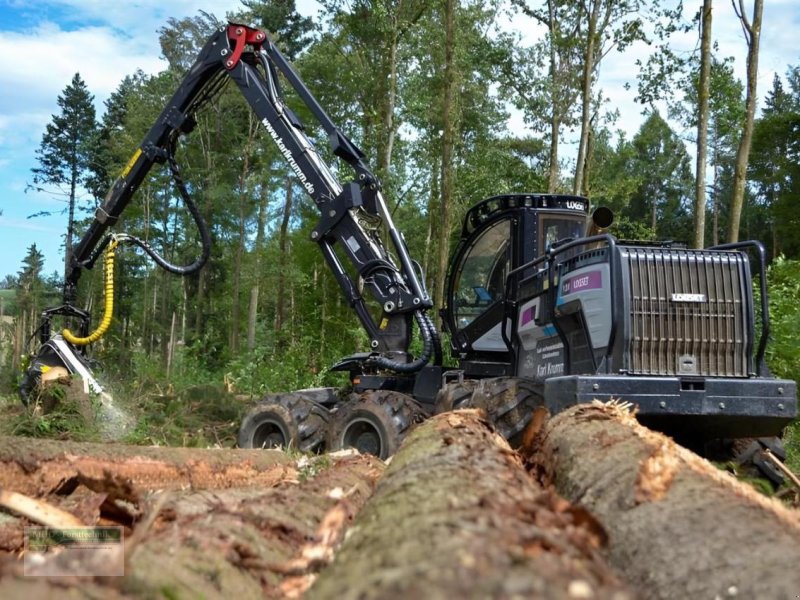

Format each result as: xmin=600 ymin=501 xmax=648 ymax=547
xmin=436 ymin=377 xmax=544 ymax=447
xmin=732 ymin=437 xmax=787 ymax=487
xmin=328 ymin=390 xmax=426 ymax=459
xmin=238 ymin=392 xmax=330 ymax=452
xmin=434 ymin=378 xmax=478 ymax=413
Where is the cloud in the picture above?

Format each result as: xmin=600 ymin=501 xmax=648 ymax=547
xmin=0 ymin=23 xmax=163 ymax=118
xmin=0 ymin=215 xmax=62 ymax=233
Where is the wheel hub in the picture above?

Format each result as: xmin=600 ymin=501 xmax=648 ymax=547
xmin=343 ymin=418 xmax=383 ymax=456
xmin=253 ymin=422 xmax=287 ymax=449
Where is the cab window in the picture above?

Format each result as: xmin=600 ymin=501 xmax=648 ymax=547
xmin=538 ymin=215 xmax=586 ymax=256
xmin=454 ymin=219 xmax=511 ymax=328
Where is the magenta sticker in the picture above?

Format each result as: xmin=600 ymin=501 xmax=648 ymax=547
xmin=520 ymin=306 xmax=535 ymax=326
xmin=561 ymin=270 xmax=602 ymax=295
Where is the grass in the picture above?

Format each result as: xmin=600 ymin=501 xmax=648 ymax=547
xmin=118 ymin=384 xmax=248 ymax=448
xmin=0 ymin=382 xmax=103 ymax=442
xmin=0 ymin=378 xmax=249 ymax=449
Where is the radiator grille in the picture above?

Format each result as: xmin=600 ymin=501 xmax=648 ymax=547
xmin=626 ymin=248 xmax=749 ymax=377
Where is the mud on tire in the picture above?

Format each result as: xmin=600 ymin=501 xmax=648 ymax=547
xmin=238 ymin=392 xmax=330 ymax=452
xmin=328 ymin=390 xmax=426 ymax=459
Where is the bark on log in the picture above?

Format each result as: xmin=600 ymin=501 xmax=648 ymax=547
xmin=0 ymin=453 xmax=385 ymax=599
xmin=0 ymin=435 xmax=295 ymax=497
xmin=527 ymin=401 xmax=800 ymax=600
xmin=308 ymin=410 xmax=632 ymax=600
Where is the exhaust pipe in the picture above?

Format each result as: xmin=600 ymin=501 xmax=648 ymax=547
xmin=586 ymin=206 xmax=614 ymax=237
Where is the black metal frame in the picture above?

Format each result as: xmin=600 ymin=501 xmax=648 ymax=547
xmin=58 ymin=23 xmax=437 ymax=366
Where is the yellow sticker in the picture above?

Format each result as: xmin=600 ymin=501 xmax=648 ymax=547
xmin=120 ymin=148 xmax=142 ymax=179
xmin=379 ymin=318 xmax=389 ymax=330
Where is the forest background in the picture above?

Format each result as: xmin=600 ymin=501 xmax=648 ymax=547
xmin=0 ymin=0 xmax=797 ymax=459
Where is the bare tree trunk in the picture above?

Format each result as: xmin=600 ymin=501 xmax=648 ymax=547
xmin=275 ymin=179 xmax=294 ymax=336
xmin=526 ymin=402 xmax=800 ymax=599
xmin=436 ymin=0 xmax=458 ymax=313
xmin=651 ymin=196 xmax=657 ymax=235
xmin=728 ymin=0 xmax=763 ymax=243
xmin=309 ymin=411 xmax=632 ymax=599
xmin=247 ymin=182 xmax=269 ymax=351
xmin=230 ymin=114 xmax=258 ymax=354
xmin=573 ymin=2 xmax=600 ymax=196
xmin=693 ymin=0 xmax=713 ymax=248
xmin=166 ymin=311 xmax=176 ymax=376
xmin=12 ymin=313 xmax=23 ymax=370
xmin=547 ymin=0 xmax=561 ymax=192
xmin=380 ymin=28 xmax=399 ymax=176
xmin=230 ymin=192 xmax=247 ymax=354
xmin=548 ymin=115 xmax=561 ymax=193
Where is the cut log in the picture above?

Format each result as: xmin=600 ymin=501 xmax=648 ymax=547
xmin=0 ymin=453 xmax=385 ymax=599
xmin=0 ymin=436 xmax=295 ymax=498
xmin=308 ymin=410 xmax=632 ymax=600
xmin=526 ymin=401 xmax=800 ymax=600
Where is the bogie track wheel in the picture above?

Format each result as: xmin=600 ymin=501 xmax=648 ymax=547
xmin=328 ymin=391 xmax=426 ymax=459
xmin=436 ymin=377 xmax=544 ymax=447
xmin=238 ymin=392 xmax=330 ymax=452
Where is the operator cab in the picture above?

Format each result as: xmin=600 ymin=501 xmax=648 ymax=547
xmin=443 ymin=194 xmax=589 ymax=377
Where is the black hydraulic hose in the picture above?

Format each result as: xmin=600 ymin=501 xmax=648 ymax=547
xmin=121 ymin=145 xmax=211 ymax=275
xmin=367 ymin=310 xmax=435 ymax=373
xmin=425 ymin=311 xmax=443 ymax=366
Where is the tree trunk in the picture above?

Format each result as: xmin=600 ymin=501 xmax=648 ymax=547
xmin=728 ymin=0 xmax=763 ymax=243
xmin=0 ymin=436 xmax=295 ymax=499
xmin=573 ymin=1 xmax=600 ymax=196
xmin=526 ymin=402 xmax=800 ymax=599
xmin=275 ymin=178 xmax=294 ymax=336
xmin=693 ymin=0 xmax=712 ymax=249
xmin=231 ymin=114 xmax=258 ymax=354
xmin=230 ymin=189 xmax=247 ymax=354
xmin=548 ymin=114 xmax=561 ymax=193
xmin=309 ymin=410 xmax=631 ymax=599
xmin=0 ymin=450 xmax=384 ymax=599
xmin=247 ymin=177 xmax=270 ymax=352
xmin=547 ymin=0 xmax=560 ymax=193
xmin=436 ymin=0 xmax=458 ymax=313
xmin=379 ymin=28 xmax=399 ymax=177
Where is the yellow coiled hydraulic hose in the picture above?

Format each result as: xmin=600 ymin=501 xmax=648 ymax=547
xmin=62 ymin=238 xmax=120 ymax=346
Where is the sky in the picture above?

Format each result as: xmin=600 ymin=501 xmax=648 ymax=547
xmin=0 ymin=0 xmax=798 ymax=282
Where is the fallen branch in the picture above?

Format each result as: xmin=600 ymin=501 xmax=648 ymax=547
xmin=0 ymin=489 xmax=84 ymax=529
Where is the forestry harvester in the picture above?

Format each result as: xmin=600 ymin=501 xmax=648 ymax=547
xmin=22 ymin=24 xmax=796 ymax=476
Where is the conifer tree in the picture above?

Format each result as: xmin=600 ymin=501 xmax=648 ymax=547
xmin=31 ymin=73 xmax=98 ymax=278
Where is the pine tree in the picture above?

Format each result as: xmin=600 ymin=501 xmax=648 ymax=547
xmin=31 ymin=73 xmax=98 ymax=279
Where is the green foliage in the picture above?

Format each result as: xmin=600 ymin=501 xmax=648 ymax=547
xmin=227 ymin=337 xmax=346 ymax=396
xmin=764 ymin=257 xmax=800 ymax=383
xmin=120 ymin=385 xmax=244 ymax=448
xmin=622 ymin=112 xmax=694 ymax=241
xmin=759 ymin=257 xmax=800 ymax=472
xmin=2 ymin=387 xmax=102 ymax=442
xmin=749 ymin=69 xmax=800 ymax=258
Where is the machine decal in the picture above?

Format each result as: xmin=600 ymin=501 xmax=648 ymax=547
xmin=120 ymin=148 xmax=142 ymax=179
xmin=262 ymin=118 xmax=315 ymax=195
xmin=561 ymin=270 xmax=602 ymax=295
xmin=520 ymin=306 xmax=535 ymax=326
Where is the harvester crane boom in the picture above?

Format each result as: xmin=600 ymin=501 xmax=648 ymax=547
xmin=63 ymin=23 xmax=438 ymax=370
